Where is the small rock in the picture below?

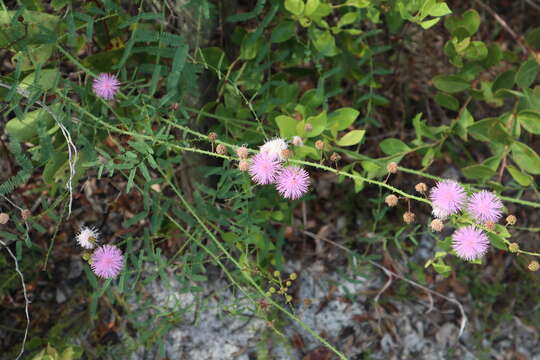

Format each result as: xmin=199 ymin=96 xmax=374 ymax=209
xmin=435 ymin=323 xmax=457 ymax=348
xmin=56 ymin=288 xmax=67 ymax=303
xmin=68 ymin=257 xmax=84 ymax=279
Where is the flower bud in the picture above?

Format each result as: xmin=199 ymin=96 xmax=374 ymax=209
xmin=485 ymin=221 xmax=495 ymax=231
xmin=293 ymin=112 xmax=303 ymax=121
xmin=415 ymin=182 xmax=428 ymax=193
xmin=0 ymin=213 xmax=9 ymax=225
xmin=386 ymin=162 xmax=398 ymax=174
xmin=403 ymin=211 xmax=415 ymax=224
xmin=236 ymin=146 xmax=249 ymax=159
xmin=315 ymin=140 xmax=324 ymax=150
xmin=21 ymin=209 xmax=31 ymax=220
xmin=529 ymin=261 xmax=540 ymax=272
xmin=289 ymin=272 xmax=297 ymax=280
xmin=170 ymin=103 xmax=179 ymax=111
xmin=281 ymin=149 xmax=293 ymax=159
xmin=330 ymin=152 xmax=341 ymax=162
xmin=208 ymin=132 xmax=217 ymax=142
xmin=430 ymin=219 xmax=444 ymax=232
xmin=506 ymin=215 xmax=517 ymax=226
xmin=238 ymin=160 xmax=249 ymax=172
xmin=304 ymin=123 xmax=313 ymax=132
xmin=385 ymin=194 xmax=398 ymax=207
xmin=216 ymin=144 xmax=227 ymax=155
xmin=508 ymin=242 xmax=519 ymax=253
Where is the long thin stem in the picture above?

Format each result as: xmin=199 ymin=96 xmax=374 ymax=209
xmin=158 ymin=169 xmax=348 ymax=360
xmin=399 ymin=167 xmax=540 ymax=209
xmin=0 ymin=239 xmax=30 ymax=360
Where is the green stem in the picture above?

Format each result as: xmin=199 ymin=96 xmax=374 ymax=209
xmin=55 ymin=40 xmax=540 ymax=210
xmin=399 ymin=167 xmax=540 ymax=209
xmin=158 ymin=169 xmax=348 ymax=360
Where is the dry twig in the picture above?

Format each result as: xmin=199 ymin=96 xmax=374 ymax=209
xmin=303 ymin=230 xmax=468 ymax=337
xmin=0 ymin=82 xmax=78 ymax=216
xmin=0 ymin=238 xmax=30 ymax=360
xmin=475 ymin=0 xmax=540 ymax=65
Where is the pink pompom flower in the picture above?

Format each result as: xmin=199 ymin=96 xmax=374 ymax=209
xmin=275 ymin=165 xmax=310 ymax=200
xmin=91 ymin=245 xmax=124 ymax=279
xmin=92 ymin=73 xmax=120 ymax=100
xmin=467 ymin=190 xmax=503 ymax=224
xmin=248 ymin=152 xmax=282 ymax=185
xmin=452 ymin=226 xmax=490 ymax=261
xmin=430 ymin=180 xmax=466 ymax=219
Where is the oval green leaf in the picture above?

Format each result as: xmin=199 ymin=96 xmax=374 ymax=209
xmin=336 ymin=129 xmax=365 ymax=146
xmin=432 ymin=75 xmax=470 ymax=93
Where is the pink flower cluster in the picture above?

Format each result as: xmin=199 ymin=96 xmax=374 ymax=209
xmin=76 ymin=226 xmax=124 ymax=279
xmin=247 ymin=139 xmax=310 ymax=200
xmin=430 ymin=180 xmax=504 ymax=261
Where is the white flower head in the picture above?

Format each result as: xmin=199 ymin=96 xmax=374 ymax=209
xmin=291 ymin=136 xmax=303 ymax=147
xmin=260 ymin=138 xmax=288 ymax=161
xmin=76 ymin=226 xmax=100 ymax=249
xmin=431 ymin=206 xmax=450 ymax=220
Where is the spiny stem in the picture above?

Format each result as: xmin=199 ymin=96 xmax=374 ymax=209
xmin=399 ymin=166 xmax=540 ymax=209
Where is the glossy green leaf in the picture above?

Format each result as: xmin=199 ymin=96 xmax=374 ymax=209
xmin=428 ymin=3 xmax=452 ymax=16
xmin=511 ymin=142 xmax=540 ymax=174
xmin=507 ymin=165 xmax=533 ymax=186
xmin=6 ymin=108 xmax=55 ymax=142
xmin=345 ymin=0 xmax=370 ymax=8
xmin=239 ymin=33 xmax=260 ymax=60
xmin=328 ymin=107 xmax=359 ymax=136
xmin=488 ymin=232 xmax=508 ymax=251
xmin=197 ymin=47 xmax=230 ymax=71
xmin=310 ymin=28 xmax=338 ymax=57
xmin=285 ymin=0 xmax=304 ymax=15
xmin=275 ymin=115 xmax=297 ymax=138
xmin=517 ymin=109 xmax=540 ymax=134
xmin=420 ymin=18 xmax=440 ymax=30
xmin=463 ymin=41 xmax=488 ymax=61
xmin=12 ymin=44 xmax=54 ymax=71
xmin=51 ymin=0 xmax=70 ymax=10
xmin=445 ymin=9 xmax=480 ymax=38
xmin=19 ymin=69 xmax=59 ymax=92
xmin=271 ymin=21 xmax=296 ymax=43
xmin=303 ymin=111 xmax=327 ymax=138
xmin=304 ymin=0 xmax=320 ymax=16
xmin=455 ymin=107 xmax=474 ymax=140
xmin=434 ymin=92 xmax=459 ymax=111
xmin=516 ymin=59 xmax=539 ymax=89
xmin=488 ymin=122 xmax=513 ymax=145
xmin=432 ymin=75 xmax=470 ymax=93
xmin=421 ymin=148 xmax=435 ymax=167
xmin=461 ymin=164 xmax=495 ymax=180
xmin=433 ymin=262 xmax=452 ymax=276
xmin=299 ymin=88 xmax=324 ymax=109
xmin=294 ymin=145 xmax=319 ymax=160
xmin=525 ymin=27 xmax=540 ymax=50
xmin=379 ymin=138 xmax=410 ymax=155
xmin=492 ymin=70 xmax=516 ymax=93
xmin=336 ymin=129 xmax=365 ymax=146
xmin=337 ymin=12 xmax=359 ymax=27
